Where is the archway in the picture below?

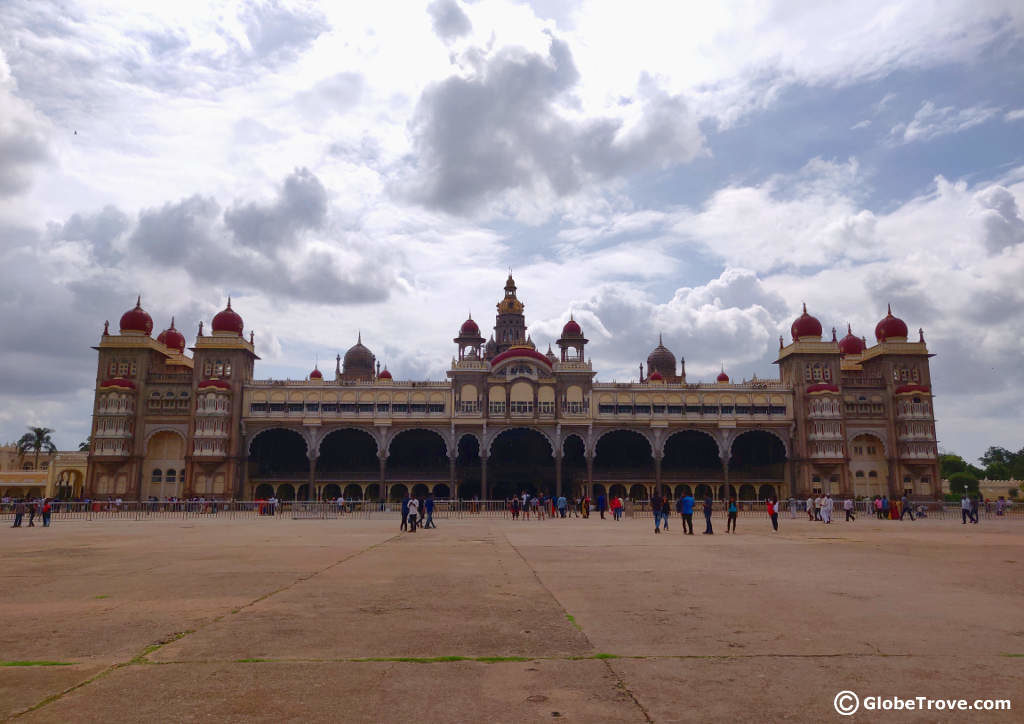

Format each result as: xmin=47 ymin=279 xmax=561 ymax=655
xmin=277 ymin=483 xmax=295 ymax=501
xmin=739 ymin=484 xmax=756 ymax=500
xmin=433 ymin=483 xmax=451 ymax=498
xmin=297 ymin=484 xmax=309 ymax=500
xmin=718 ymin=484 xmax=737 ymax=500
xmin=562 ymin=434 xmax=586 ymax=497
xmin=455 ymin=434 xmax=481 ymax=499
xmin=488 ymin=428 xmax=554 ymax=499
xmin=629 ymin=483 xmax=647 ymax=501
xmin=729 ymin=430 xmax=786 ymax=482
xmin=411 ymin=483 xmax=430 ymax=498
xmin=694 ymin=483 xmax=712 ymax=499
xmin=594 ymin=430 xmax=652 ymax=495
xmin=365 ymin=483 xmax=380 ymax=500
xmin=343 ymin=484 xmax=364 ymax=500
xmin=254 ymin=483 xmax=274 ymax=499
xmin=322 ymin=483 xmax=341 ymax=500
xmin=389 ymin=483 xmax=408 ymax=501
xmin=848 ymin=433 xmax=887 ymax=498
xmin=249 ymin=429 xmax=308 ymax=493
xmin=609 ymin=483 xmax=628 ymax=500
xmin=758 ymin=484 xmax=776 ymax=500
xmin=144 ymin=430 xmax=186 ymax=499
xmin=388 ymin=430 xmax=448 ymax=479
xmin=662 ymin=430 xmax=722 ymax=478
xmin=317 ymin=429 xmax=378 ymax=475
xmin=674 ymin=484 xmax=692 ymax=498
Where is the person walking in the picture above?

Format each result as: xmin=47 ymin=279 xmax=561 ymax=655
xmin=726 ymin=497 xmax=738 ymax=534
xmin=597 ymin=493 xmax=607 ymax=519
xmin=27 ymin=500 xmax=36 ymax=527
xmin=651 ymin=490 xmax=664 ymax=534
xmin=681 ymin=491 xmax=695 ymax=534
xmin=806 ymin=495 xmax=815 ymax=521
xmin=407 ymin=495 xmax=419 ymax=532
xmin=568 ymin=496 xmax=578 ymax=518
xmin=970 ymin=495 xmax=980 ymax=524
xmin=702 ymin=492 xmax=714 ymax=534
xmin=12 ymin=500 xmax=25 ymax=527
xmin=813 ymin=494 xmax=823 ymax=521
xmin=821 ymin=494 xmax=833 ymax=524
xmin=41 ymin=499 xmax=52 ymax=527
xmin=582 ymin=494 xmax=590 ymax=518
xmin=960 ymin=494 xmax=971 ymax=524
xmin=844 ymin=497 xmax=855 ymax=522
xmin=768 ymin=497 xmax=779 ymax=532
xmin=557 ymin=495 xmax=567 ymax=518
xmin=400 ymin=495 xmax=410 ymax=531
xmin=676 ymin=494 xmax=685 ymax=528
xmin=424 ymin=494 xmax=436 ymax=529
xmin=899 ymin=494 xmax=915 ymax=521
xmin=661 ymin=495 xmax=671 ymax=530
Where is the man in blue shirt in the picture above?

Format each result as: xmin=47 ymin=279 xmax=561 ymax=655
xmin=680 ymin=493 xmax=695 ymax=534
xmin=423 ymin=494 xmax=436 ymax=528
xmin=400 ymin=495 xmax=410 ymax=531
xmin=703 ymin=493 xmax=714 ymax=534
xmin=556 ymin=495 xmax=567 ymax=518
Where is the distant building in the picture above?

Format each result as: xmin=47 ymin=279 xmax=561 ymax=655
xmin=84 ymin=278 xmax=940 ymax=502
xmin=0 ymin=445 xmax=87 ymax=499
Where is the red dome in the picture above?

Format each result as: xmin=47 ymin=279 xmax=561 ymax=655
xmin=790 ymin=303 xmax=822 ymax=341
xmin=648 ymin=370 xmax=663 ymax=381
xmin=717 ymin=370 xmax=730 ymax=383
xmin=211 ymin=298 xmax=244 ymax=336
xmin=378 ymin=368 xmax=393 ymax=380
xmin=459 ymin=317 xmax=480 ymax=337
xmin=838 ymin=323 xmax=867 ymax=356
xmin=309 ymin=367 xmax=323 ymax=380
xmin=561 ymin=317 xmax=582 ymax=337
xmin=119 ymin=297 xmax=153 ymax=335
xmin=490 ymin=347 xmax=554 ymax=368
xmin=875 ymin=304 xmax=908 ymax=342
xmin=157 ymin=317 xmax=186 ymax=353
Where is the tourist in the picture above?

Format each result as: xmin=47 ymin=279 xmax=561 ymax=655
xmin=12 ymin=500 xmax=25 ymax=527
xmin=681 ymin=491 xmax=694 ymax=534
xmin=806 ymin=495 xmax=814 ymax=521
xmin=996 ymin=497 xmax=1006 ymax=516
xmin=890 ymin=498 xmax=900 ymax=520
xmin=268 ymin=495 xmax=278 ymax=516
xmin=532 ymin=495 xmax=542 ymax=520
xmin=675 ymin=494 xmax=685 ymax=527
xmin=400 ymin=494 xmax=410 ymax=531
xmin=407 ymin=496 xmax=419 ymax=532
xmin=813 ymin=494 xmax=822 ymax=521
xmin=661 ymin=496 xmax=671 ymax=530
xmin=557 ymin=494 xmax=567 ymax=518
xmin=582 ymin=494 xmax=591 ymax=518
xmin=970 ymin=495 xmax=980 ymax=524
xmin=610 ymin=495 xmax=621 ymax=521
xmin=899 ymin=494 xmax=914 ymax=521
xmin=726 ymin=497 xmax=737 ymax=533
xmin=567 ymin=496 xmax=578 ymax=517
xmin=42 ymin=499 xmax=52 ymax=527
xmin=821 ymin=494 xmax=833 ymax=524
xmin=424 ymin=494 xmax=436 ymax=529
xmin=960 ymin=494 xmax=971 ymax=524
xmin=702 ymin=492 xmax=714 ymax=534
xmin=770 ymin=497 xmax=780 ymax=531
xmin=651 ymin=489 xmax=664 ymax=533
xmin=27 ymin=500 xmax=36 ymax=527
xmin=881 ymin=496 xmax=890 ymax=519
xmin=844 ymin=497 xmax=855 ymax=521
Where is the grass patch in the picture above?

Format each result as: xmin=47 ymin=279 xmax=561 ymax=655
xmin=1002 ymin=653 xmax=1024 ymax=658
xmin=1 ymin=661 xmax=75 ymax=667
xmin=94 ymin=595 xmax=110 ymax=600
xmin=474 ymin=656 xmax=531 ymax=663
xmin=565 ymin=614 xmax=582 ymax=630
xmin=350 ymin=656 xmax=470 ymax=664
xmin=235 ymin=658 xmax=273 ymax=663
xmin=592 ymin=653 xmax=618 ymax=659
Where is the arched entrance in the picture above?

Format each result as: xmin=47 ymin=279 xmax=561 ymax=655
xmin=389 ymin=483 xmax=409 ymax=501
xmin=729 ymin=430 xmax=786 ymax=499
xmin=388 ymin=430 xmax=448 ymax=494
xmin=455 ymin=434 xmax=481 ymax=499
xmin=488 ymin=428 xmax=554 ymax=499
xmin=674 ymin=484 xmax=692 ymax=498
xmin=277 ymin=483 xmax=295 ymax=501
xmin=254 ymin=483 xmax=274 ymax=499
xmin=662 ymin=430 xmax=722 ymax=481
xmin=433 ymin=483 xmax=451 ymax=498
xmin=739 ymin=484 xmax=756 ymax=500
xmin=249 ymin=428 xmax=308 ymax=497
xmin=848 ymin=433 xmax=887 ymax=498
xmin=594 ymin=430 xmax=652 ymax=495
xmin=562 ymin=435 xmax=586 ymax=498
xmin=144 ymin=431 xmax=186 ymax=499
xmin=322 ymin=483 xmax=341 ymax=500
xmin=628 ymin=483 xmax=647 ymax=501
xmin=343 ymin=484 xmax=364 ymax=500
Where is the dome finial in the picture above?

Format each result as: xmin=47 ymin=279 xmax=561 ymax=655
xmin=357 ymin=330 xmax=362 ymax=344
xmin=919 ymin=327 xmax=925 ymax=343
xmin=847 ymin=322 xmax=852 ymax=334
xmin=170 ymin=316 xmax=176 ymax=329
xmin=802 ymin=301 xmax=807 ymax=313
xmin=658 ymin=331 xmax=663 ymax=346
xmin=136 ymin=295 xmax=141 ymax=308
xmin=226 ymin=296 xmax=232 ymax=309
xmin=887 ymin=302 xmax=892 ymax=316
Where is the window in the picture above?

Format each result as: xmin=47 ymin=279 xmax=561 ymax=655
xmin=867 ymin=446 xmax=876 ymax=455
xmin=598 ymin=404 xmax=614 ymax=414
xmin=868 ymin=471 xmax=877 ymax=478
xmin=166 ymin=469 xmax=176 ymax=483
xmin=22 ymin=463 xmax=33 ymax=470
xmin=40 ymin=462 xmax=49 ymax=470
xmin=152 ymin=469 xmax=162 ymax=483
xmin=811 ymin=475 xmax=821 ymax=483
xmin=306 ymin=403 xmax=320 ymax=413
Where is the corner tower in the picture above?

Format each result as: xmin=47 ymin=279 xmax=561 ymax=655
xmin=494 ymin=273 xmax=527 ymax=354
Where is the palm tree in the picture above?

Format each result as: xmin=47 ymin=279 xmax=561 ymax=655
xmin=16 ymin=427 xmax=58 ymax=471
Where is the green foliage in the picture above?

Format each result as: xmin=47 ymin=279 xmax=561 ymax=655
xmin=940 ymin=454 xmax=984 ymax=479
xmin=979 ymin=446 xmax=1024 ymax=480
xmin=948 ymin=472 xmax=979 ymax=495
xmin=78 ymin=437 xmax=90 ymax=452
xmin=16 ymin=426 xmax=57 ymax=470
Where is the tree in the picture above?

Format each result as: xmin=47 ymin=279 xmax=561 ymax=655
xmin=948 ymin=472 xmax=979 ymax=496
xmin=78 ymin=437 xmax=91 ymax=452
xmin=16 ymin=427 xmax=58 ymax=471
xmin=940 ymin=454 xmax=984 ymax=479
xmin=978 ymin=445 xmax=1024 ymax=480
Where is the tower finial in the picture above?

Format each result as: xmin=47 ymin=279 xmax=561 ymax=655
xmin=779 ymin=335 xmax=784 ymax=349
xmin=170 ymin=316 xmax=175 ymax=329
xmin=358 ymin=330 xmax=362 ymax=344
xmin=847 ymin=322 xmax=852 ymax=334
xmin=658 ymin=331 xmax=663 ymax=346
xmin=136 ymin=295 xmax=141 ymax=308
xmin=831 ymin=326 xmax=837 ymax=342
xmin=226 ymin=296 xmax=232 ymax=309
xmin=802 ymin=301 xmax=807 ymax=313
xmin=919 ymin=327 xmax=925 ymax=343
xmin=887 ymin=302 xmax=892 ymax=315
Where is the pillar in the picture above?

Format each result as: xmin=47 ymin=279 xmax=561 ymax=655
xmin=654 ymin=455 xmax=663 ymax=497
xmin=379 ymin=454 xmax=387 ymax=502
xmin=307 ymin=456 xmax=317 ymax=501
xmin=721 ymin=458 xmax=729 ymax=501
xmin=555 ymin=454 xmax=563 ymax=497
xmin=449 ymin=454 xmax=456 ymax=492
xmin=586 ymin=454 xmax=594 ymax=500
xmin=481 ymin=454 xmax=488 ymax=500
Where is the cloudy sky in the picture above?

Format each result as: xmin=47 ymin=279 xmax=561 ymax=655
xmin=1 ymin=1 xmax=1022 ymax=462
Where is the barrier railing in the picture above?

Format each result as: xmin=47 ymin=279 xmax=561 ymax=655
xmin=1 ymin=499 xmax=1019 ymax=522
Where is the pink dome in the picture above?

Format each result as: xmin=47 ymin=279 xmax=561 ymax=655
xmin=459 ymin=316 xmax=480 ymax=337
xmin=119 ymin=297 xmax=153 ymax=335
xmin=378 ymin=368 xmax=393 ymax=380
xmin=717 ymin=370 xmax=729 ymax=383
xmin=211 ymin=298 xmax=244 ymax=336
xmin=157 ymin=317 xmax=186 ymax=353
xmin=838 ymin=323 xmax=867 ymax=355
xmin=309 ymin=367 xmax=323 ymax=380
xmin=790 ymin=303 xmax=822 ymax=341
xmin=562 ymin=318 xmax=582 ymax=337
xmin=875 ymin=304 xmax=909 ymax=342
xmin=648 ymin=370 xmax=663 ymax=381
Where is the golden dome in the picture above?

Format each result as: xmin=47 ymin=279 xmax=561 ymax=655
xmin=497 ymin=297 xmax=524 ymax=314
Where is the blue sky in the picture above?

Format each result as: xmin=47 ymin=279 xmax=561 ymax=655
xmin=0 ymin=1 xmax=1022 ymax=463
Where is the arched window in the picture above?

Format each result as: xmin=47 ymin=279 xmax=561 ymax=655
xmin=166 ymin=469 xmax=176 ymax=483
xmin=855 ymin=470 xmax=864 ymax=478
xmin=868 ymin=471 xmax=877 ymax=478
xmin=811 ymin=475 xmax=821 ymax=483
xmin=22 ymin=463 xmax=33 ymax=470
xmin=151 ymin=469 xmax=162 ymax=483
xmin=903 ymin=475 xmax=911 ymax=483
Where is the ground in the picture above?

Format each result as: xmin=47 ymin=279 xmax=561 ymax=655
xmin=1 ymin=513 xmax=1021 ymax=723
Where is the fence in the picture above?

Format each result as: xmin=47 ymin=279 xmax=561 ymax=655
xmin=1 ymin=499 xmax=1020 ymax=522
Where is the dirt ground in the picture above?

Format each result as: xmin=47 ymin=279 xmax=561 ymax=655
xmin=1 ymin=514 xmax=1021 ymax=722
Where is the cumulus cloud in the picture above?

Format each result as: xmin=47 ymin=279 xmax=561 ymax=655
xmin=0 ymin=50 xmax=50 ymax=197
xmin=890 ymin=100 xmax=1001 ymax=144
xmin=225 ymin=167 xmax=328 ymax=250
xmin=1006 ymin=108 xmax=1024 ymax=122
xmin=427 ymin=0 xmax=472 ymax=41
xmin=403 ymin=36 xmax=705 ymax=216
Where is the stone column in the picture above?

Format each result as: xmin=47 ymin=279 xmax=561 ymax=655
xmin=307 ymin=455 xmax=317 ymax=501
xmin=654 ymin=454 xmax=663 ymax=497
xmin=586 ymin=454 xmax=594 ymax=500
xmin=379 ymin=453 xmax=387 ymax=502
xmin=481 ymin=454 xmax=488 ymax=500
xmin=555 ymin=454 xmax=563 ymax=497
xmin=721 ymin=458 xmax=729 ymax=500
xmin=449 ymin=453 xmax=456 ymax=495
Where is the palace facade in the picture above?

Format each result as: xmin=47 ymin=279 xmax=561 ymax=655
xmin=85 ymin=276 xmax=940 ymax=502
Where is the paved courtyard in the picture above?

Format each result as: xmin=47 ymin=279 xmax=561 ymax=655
xmin=1 ymin=514 xmax=1021 ymax=722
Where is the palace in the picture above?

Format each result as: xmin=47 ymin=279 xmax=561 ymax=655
xmin=84 ymin=275 xmax=940 ymax=502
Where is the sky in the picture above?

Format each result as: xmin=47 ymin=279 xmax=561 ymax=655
xmin=1 ymin=1 xmax=1023 ymax=463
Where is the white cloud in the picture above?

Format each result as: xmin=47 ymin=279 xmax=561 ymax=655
xmin=890 ymin=100 xmax=1002 ymax=144
xmin=1005 ymin=108 xmax=1024 ymax=122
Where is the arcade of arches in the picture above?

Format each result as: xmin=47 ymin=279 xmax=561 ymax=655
xmin=246 ymin=425 xmax=789 ymax=501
